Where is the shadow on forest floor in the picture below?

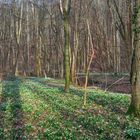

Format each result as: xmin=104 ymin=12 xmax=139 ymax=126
xmin=0 ymin=76 xmax=25 ymax=139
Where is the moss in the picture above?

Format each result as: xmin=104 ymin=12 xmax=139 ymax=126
xmin=127 ymin=104 xmax=140 ymax=118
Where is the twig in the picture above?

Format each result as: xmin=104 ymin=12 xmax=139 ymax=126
xmin=105 ymin=77 xmax=125 ymax=92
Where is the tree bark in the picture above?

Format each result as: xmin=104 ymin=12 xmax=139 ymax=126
xmin=128 ymin=0 xmax=140 ymax=117
xmin=60 ymin=0 xmax=71 ymax=92
xmin=64 ymin=11 xmax=70 ymax=92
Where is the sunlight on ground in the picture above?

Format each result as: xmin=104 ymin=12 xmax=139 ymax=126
xmin=0 ymin=77 xmax=139 ymax=139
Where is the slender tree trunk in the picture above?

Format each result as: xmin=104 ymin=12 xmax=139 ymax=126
xmin=83 ymin=20 xmax=94 ymax=106
xmin=64 ymin=13 xmax=70 ymax=92
xmin=60 ymin=0 xmax=71 ymax=92
xmin=12 ymin=0 xmax=23 ymax=76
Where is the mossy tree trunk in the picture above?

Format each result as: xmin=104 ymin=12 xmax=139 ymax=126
xmin=128 ymin=0 xmax=140 ymax=117
xmin=60 ymin=0 xmax=71 ymax=92
xmin=64 ymin=14 xmax=70 ymax=92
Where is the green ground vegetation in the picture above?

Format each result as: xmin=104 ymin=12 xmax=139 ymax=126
xmin=0 ymin=76 xmax=140 ymax=140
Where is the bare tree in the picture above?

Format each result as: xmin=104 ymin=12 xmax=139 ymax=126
xmin=60 ymin=0 xmax=71 ymax=92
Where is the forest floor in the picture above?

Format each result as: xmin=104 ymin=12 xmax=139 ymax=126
xmin=0 ymin=76 xmax=140 ymax=139
xmin=76 ymin=73 xmax=131 ymax=94
xmin=93 ymin=75 xmax=131 ymax=94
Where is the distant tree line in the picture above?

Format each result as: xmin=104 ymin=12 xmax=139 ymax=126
xmin=0 ymin=0 xmax=133 ymax=79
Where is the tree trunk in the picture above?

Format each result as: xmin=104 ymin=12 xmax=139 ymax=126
xmin=128 ymin=0 xmax=140 ymax=117
xmin=60 ymin=0 xmax=71 ymax=92
xmin=64 ymin=13 xmax=70 ymax=92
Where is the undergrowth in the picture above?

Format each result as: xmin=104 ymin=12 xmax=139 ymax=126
xmin=0 ymin=77 xmax=139 ymax=139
